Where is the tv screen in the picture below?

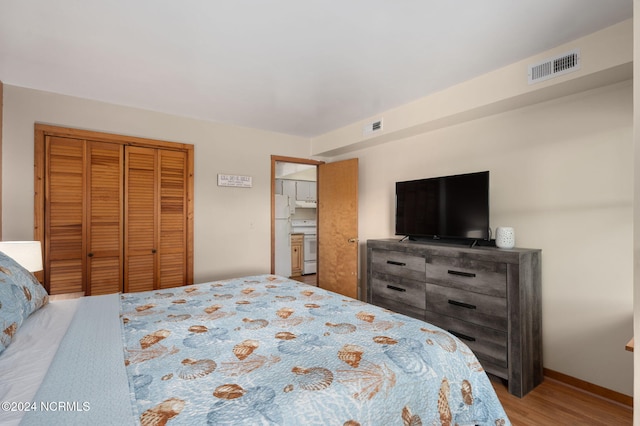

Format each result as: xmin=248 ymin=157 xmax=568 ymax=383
xmin=395 ymin=171 xmax=489 ymax=240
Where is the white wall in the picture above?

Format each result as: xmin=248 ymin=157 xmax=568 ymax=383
xmin=329 ymin=81 xmax=633 ymax=396
xmin=2 ymin=85 xmax=312 ymax=283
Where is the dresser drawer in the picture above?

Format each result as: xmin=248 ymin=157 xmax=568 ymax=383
xmin=424 ymin=311 xmax=508 ymax=369
xmin=370 ymin=293 xmax=425 ymax=321
xmin=371 ymin=249 xmax=425 ymax=281
xmin=425 ymin=284 xmax=507 ymax=331
xmin=371 ymin=274 xmax=425 ymax=310
xmin=425 ymin=256 xmax=506 ymax=297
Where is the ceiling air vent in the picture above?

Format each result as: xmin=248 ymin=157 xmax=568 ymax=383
xmin=528 ymin=49 xmax=580 ymax=85
xmin=363 ymin=118 xmax=383 ymax=136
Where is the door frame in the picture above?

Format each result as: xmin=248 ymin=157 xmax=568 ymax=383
xmin=270 ymin=155 xmax=324 ymax=276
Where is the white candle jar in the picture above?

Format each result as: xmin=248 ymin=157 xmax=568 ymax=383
xmin=495 ymin=227 xmax=515 ymax=249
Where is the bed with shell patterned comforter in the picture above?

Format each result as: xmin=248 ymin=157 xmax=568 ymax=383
xmin=28 ymin=274 xmax=510 ymax=425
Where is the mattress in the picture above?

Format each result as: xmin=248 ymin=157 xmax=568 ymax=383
xmin=4 ymin=275 xmax=510 ymax=425
xmin=0 ymin=298 xmax=79 ymax=426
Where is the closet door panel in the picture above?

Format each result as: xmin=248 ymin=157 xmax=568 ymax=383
xmin=46 ymin=137 xmax=85 ymax=294
xmin=159 ymin=150 xmax=187 ymax=289
xmin=127 ymin=256 xmax=155 ymax=293
xmin=86 ymin=142 xmax=123 ymax=295
xmin=125 ymin=146 xmax=158 ymax=293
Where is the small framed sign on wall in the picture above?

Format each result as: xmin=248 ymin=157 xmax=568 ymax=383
xmin=217 ymin=174 xmax=253 ymax=188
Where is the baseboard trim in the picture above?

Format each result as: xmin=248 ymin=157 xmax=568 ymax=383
xmin=544 ymin=368 xmax=633 ymax=407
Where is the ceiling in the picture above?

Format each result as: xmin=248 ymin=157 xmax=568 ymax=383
xmin=0 ymin=1 xmax=632 ymax=138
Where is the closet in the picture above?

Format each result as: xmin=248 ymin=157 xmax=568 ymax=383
xmin=34 ymin=125 xmax=194 ymax=295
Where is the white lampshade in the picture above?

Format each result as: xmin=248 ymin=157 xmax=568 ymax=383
xmin=0 ymin=241 xmax=43 ymax=272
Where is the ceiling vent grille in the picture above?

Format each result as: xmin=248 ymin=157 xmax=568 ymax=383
xmin=528 ymin=49 xmax=580 ymax=84
xmin=363 ymin=118 xmax=383 ymax=136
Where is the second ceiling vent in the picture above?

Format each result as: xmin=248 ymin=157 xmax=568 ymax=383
xmin=363 ymin=118 xmax=383 ymax=136
xmin=528 ymin=49 xmax=580 ymax=85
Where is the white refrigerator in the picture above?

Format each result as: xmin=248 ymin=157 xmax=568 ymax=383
xmin=274 ymin=194 xmax=294 ymax=277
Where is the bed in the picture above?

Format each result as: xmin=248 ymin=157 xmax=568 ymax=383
xmin=0 ymin=252 xmax=510 ymax=425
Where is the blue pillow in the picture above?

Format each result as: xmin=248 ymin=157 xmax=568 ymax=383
xmin=0 ymin=252 xmax=49 ymax=354
xmin=0 ymin=281 xmax=25 ymax=353
xmin=0 ymin=252 xmax=49 ymax=315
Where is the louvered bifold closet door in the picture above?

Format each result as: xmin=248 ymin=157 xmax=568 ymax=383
xmin=158 ymin=150 xmax=188 ymax=289
xmin=46 ymin=137 xmax=85 ymax=294
xmin=86 ymin=142 xmax=124 ymax=295
xmin=45 ymin=137 xmax=123 ymax=295
xmin=125 ymin=146 xmax=159 ymax=293
xmin=38 ymin=125 xmax=194 ymax=296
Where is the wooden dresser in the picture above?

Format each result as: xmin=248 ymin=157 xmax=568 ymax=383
xmin=366 ymin=238 xmax=542 ymax=397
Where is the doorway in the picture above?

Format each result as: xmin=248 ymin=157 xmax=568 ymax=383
xmin=271 ymin=155 xmax=359 ymax=298
xmin=270 ymin=156 xmax=323 ymax=286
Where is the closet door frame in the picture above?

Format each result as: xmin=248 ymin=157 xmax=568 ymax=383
xmin=34 ymin=124 xmax=194 ymax=293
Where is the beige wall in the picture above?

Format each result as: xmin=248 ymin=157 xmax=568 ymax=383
xmin=330 ymin=81 xmax=633 ymax=396
xmin=2 ymin=85 xmax=312 ymax=283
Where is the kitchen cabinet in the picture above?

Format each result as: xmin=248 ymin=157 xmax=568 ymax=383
xmin=295 ymin=180 xmax=316 ymax=202
xmin=275 ymin=179 xmax=316 ymax=203
xmin=282 ymin=180 xmax=297 ymax=199
xmin=291 ymin=233 xmax=304 ymax=277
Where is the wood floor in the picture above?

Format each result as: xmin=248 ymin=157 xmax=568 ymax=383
xmin=491 ymin=376 xmax=632 ymax=425
xmin=289 ymin=273 xmax=317 ymax=286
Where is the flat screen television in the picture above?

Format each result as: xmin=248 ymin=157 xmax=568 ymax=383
xmin=395 ymin=171 xmax=490 ymax=242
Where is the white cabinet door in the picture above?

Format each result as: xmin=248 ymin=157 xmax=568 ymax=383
xmin=308 ymin=182 xmax=317 ymax=202
xmin=296 ymin=180 xmax=316 ymax=202
xmin=282 ymin=180 xmax=297 ymax=198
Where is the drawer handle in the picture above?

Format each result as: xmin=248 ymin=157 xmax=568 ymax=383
xmin=448 ymin=330 xmax=476 ymax=342
xmin=447 ymin=269 xmax=476 ymax=278
xmin=387 ymin=260 xmax=406 ymax=266
xmin=387 ymin=285 xmax=407 ymax=292
xmin=448 ymin=299 xmax=476 ymax=310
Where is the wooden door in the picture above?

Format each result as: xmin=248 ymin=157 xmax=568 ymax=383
xmin=46 ymin=137 xmax=86 ymax=294
xmin=158 ymin=150 xmax=189 ymax=289
xmin=45 ymin=137 xmax=123 ymax=295
xmin=86 ymin=142 xmax=123 ymax=295
xmin=124 ymin=146 xmax=158 ymax=293
xmin=36 ymin=124 xmax=195 ymax=295
xmin=124 ymin=147 xmax=190 ymax=291
xmin=317 ymin=158 xmax=359 ymax=299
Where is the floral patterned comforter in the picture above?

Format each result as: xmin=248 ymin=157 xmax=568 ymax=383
xmin=121 ymin=275 xmax=510 ymax=425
